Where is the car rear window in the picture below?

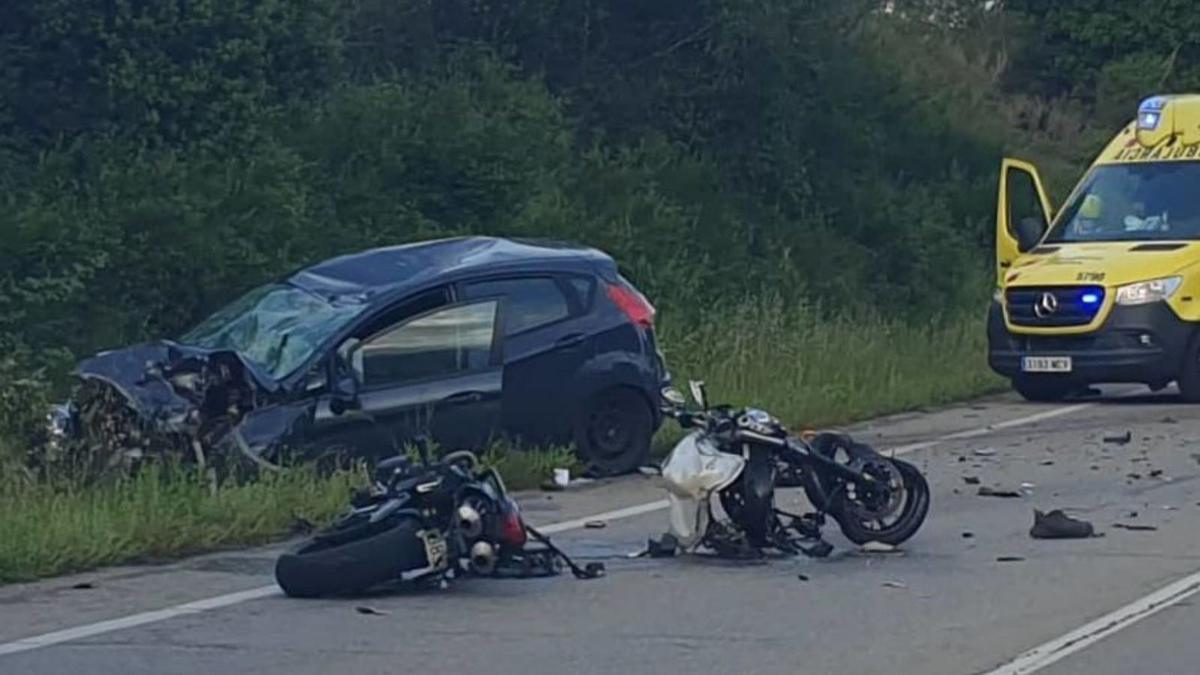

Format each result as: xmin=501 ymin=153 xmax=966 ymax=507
xmin=463 ymin=277 xmax=571 ymax=335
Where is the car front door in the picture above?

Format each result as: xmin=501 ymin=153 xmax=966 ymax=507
xmin=460 ymin=275 xmax=595 ymax=445
xmin=309 ymin=297 xmax=505 ymax=460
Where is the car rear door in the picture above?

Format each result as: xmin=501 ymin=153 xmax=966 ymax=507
xmin=459 ymin=274 xmax=594 ymax=444
xmin=309 ymin=293 xmax=506 ymax=458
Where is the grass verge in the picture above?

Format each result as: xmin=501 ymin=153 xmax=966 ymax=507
xmin=0 ymin=301 xmax=999 ymax=584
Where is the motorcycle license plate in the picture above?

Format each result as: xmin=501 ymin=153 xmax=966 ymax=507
xmin=1021 ymin=356 xmax=1071 ymax=373
xmin=418 ymin=530 xmax=449 ymax=570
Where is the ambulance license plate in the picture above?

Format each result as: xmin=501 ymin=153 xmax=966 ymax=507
xmin=1022 ymin=356 xmax=1072 ymax=373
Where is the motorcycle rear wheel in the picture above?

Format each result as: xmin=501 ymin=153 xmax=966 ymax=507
xmin=275 ymin=516 xmax=429 ymax=598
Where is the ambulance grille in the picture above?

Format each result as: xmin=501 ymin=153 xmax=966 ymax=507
xmin=1005 ymin=286 xmax=1105 ymax=328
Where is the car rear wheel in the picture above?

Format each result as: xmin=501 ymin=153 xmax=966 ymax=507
xmin=574 ymin=388 xmax=652 ymax=477
xmin=1012 ymin=376 xmax=1076 ymax=403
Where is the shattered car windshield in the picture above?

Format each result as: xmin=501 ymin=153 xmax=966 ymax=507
xmin=180 ymin=283 xmax=367 ymax=379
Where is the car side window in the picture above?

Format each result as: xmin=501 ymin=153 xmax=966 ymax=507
xmin=359 ymin=300 xmax=499 ymax=387
xmin=462 ymin=277 xmax=571 ymax=336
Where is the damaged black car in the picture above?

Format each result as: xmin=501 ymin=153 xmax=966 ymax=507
xmin=45 ymin=237 xmax=671 ymax=479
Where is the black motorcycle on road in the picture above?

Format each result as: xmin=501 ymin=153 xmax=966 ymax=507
xmin=656 ymin=381 xmax=930 ymax=558
xmin=275 ymin=434 xmax=602 ymax=598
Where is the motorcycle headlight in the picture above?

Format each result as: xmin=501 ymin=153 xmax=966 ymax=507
xmin=1115 ymin=277 xmax=1182 ymax=306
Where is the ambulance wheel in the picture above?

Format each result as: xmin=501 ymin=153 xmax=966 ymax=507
xmin=1012 ymin=377 xmax=1074 ymax=403
xmin=1176 ymin=335 xmax=1200 ymax=403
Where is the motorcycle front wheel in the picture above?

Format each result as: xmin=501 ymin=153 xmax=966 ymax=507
xmin=275 ymin=515 xmax=430 ymax=598
xmin=831 ymin=458 xmax=930 ymax=546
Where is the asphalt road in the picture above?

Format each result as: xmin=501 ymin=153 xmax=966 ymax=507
xmin=3 ymin=388 xmax=1200 ymax=675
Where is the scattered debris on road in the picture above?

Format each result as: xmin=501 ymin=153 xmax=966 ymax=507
xmin=962 ymin=532 xmax=975 ymax=539
xmin=355 ymin=606 xmax=390 ymax=616
xmin=861 ymin=541 xmax=900 ymax=554
xmin=1162 ymin=505 xmax=1179 ymax=511
xmin=797 ymin=573 xmax=810 ymax=582
xmin=974 ymin=447 xmax=998 ymax=457
xmin=1040 ymin=459 xmax=1055 ymax=466
xmin=70 ymin=582 xmax=95 ymax=590
xmin=962 ymin=475 xmax=981 ymax=485
xmin=1160 ymin=416 xmax=1178 ymax=424
xmin=881 ymin=580 xmax=908 ymax=589
xmin=978 ymin=486 xmax=1021 ymax=498
xmin=1029 ymin=509 xmax=1095 ymax=539
xmin=996 ymin=556 xmax=1025 ymax=562
xmin=1127 ymin=473 xmax=1142 ymax=480
xmin=584 ymin=520 xmax=607 ymax=529
xmin=1113 ymin=523 xmax=1158 ymax=531
xmin=1103 ymin=431 xmax=1132 ymax=445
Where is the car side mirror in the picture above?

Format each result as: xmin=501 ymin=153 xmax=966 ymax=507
xmin=330 ymin=339 xmax=363 ymax=416
xmin=1015 ymin=216 xmax=1046 ymax=253
xmin=688 ymin=380 xmax=708 ymax=410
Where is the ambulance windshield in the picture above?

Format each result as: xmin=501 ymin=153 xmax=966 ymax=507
xmin=1045 ymin=162 xmax=1200 ymax=242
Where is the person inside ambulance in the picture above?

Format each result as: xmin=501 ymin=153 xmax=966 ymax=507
xmin=1056 ymin=163 xmax=1200 ymax=241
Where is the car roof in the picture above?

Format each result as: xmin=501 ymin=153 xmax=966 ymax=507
xmin=288 ymin=236 xmax=612 ymax=298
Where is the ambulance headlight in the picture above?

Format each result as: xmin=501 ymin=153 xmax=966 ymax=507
xmin=1115 ymin=277 xmax=1182 ymax=305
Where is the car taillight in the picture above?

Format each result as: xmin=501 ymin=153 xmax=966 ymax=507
xmin=498 ymin=498 xmax=527 ymax=548
xmin=606 ymin=282 xmax=655 ymax=328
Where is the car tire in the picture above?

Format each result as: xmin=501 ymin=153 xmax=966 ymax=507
xmin=1012 ymin=377 xmax=1075 ymax=403
xmin=1177 ymin=334 xmax=1200 ymax=403
xmin=573 ymin=388 xmax=652 ymax=477
xmin=274 ymin=516 xmax=429 ymax=598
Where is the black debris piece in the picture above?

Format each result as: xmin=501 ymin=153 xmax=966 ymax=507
xmin=978 ymin=486 xmax=1021 ymax=498
xmin=962 ymin=532 xmax=975 ymax=539
xmin=647 ymin=534 xmax=679 ymax=558
xmin=963 ymin=475 xmax=981 ymax=485
xmin=1113 ymin=523 xmax=1158 ymax=531
xmin=1127 ymin=473 xmax=1142 ymax=480
xmin=1029 ymin=509 xmax=1095 ymax=539
xmin=584 ymin=520 xmax=607 ymax=529
xmin=70 ymin=582 xmax=95 ymax=590
xmin=1161 ymin=416 xmax=1179 ymax=424
xmin=797 ymin=573 xmax=810 ymax=582
xmin=355 ymin=606 xmax=390 ymax=616
xmin=996 ymin=556 xmax=1025 ymax=562
xmin=1149 ymin=469 xmax=1164 ymax=478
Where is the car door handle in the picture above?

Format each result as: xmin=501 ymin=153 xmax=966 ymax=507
xmin=443 ymin=391 xmax=485 ymax=405
xmin=555 ymin=333 xmax=587 ymax=349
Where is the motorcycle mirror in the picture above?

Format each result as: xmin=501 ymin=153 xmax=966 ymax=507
xmin=662 ymin=386 xmax=686 ymax=407
xmin=688 ymin=380 xmax=708 ymax=409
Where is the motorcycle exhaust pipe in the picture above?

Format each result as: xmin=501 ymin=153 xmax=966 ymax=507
xmin=469 ymin=541 xmax=497 ymax=575
xmin=457 ymin=503 xmax=484 ymax=540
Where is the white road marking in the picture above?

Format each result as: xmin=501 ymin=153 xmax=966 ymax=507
xmin=980 ymin=570 xmax=1200 ymax=675
xmin=888 ymin=402 xmax=1095 ymax=453
xmin=0 ymin=400 xmax=1098 ymax=659
xmin=536 ymin=500 xmax=670 ymax=534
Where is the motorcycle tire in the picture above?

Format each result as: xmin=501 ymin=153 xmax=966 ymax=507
xmin=832 ymin=458 xmax=930 ymax=546
xmin=275 ymin=516 xmax=429 ymax=598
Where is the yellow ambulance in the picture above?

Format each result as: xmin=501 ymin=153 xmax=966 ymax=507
xmin=990 ymin=95 xmax=1200 ymax=402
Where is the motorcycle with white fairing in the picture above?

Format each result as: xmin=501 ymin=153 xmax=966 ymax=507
xmin=657 ymin=381 xmax=930 ymax=558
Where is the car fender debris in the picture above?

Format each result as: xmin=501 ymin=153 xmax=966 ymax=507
xmin=1029 ymin=509 xmax=1096 ymax=539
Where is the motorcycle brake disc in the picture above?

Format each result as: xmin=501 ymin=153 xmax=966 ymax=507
xmin=843 ymin=457 xmax=905 ymax=521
